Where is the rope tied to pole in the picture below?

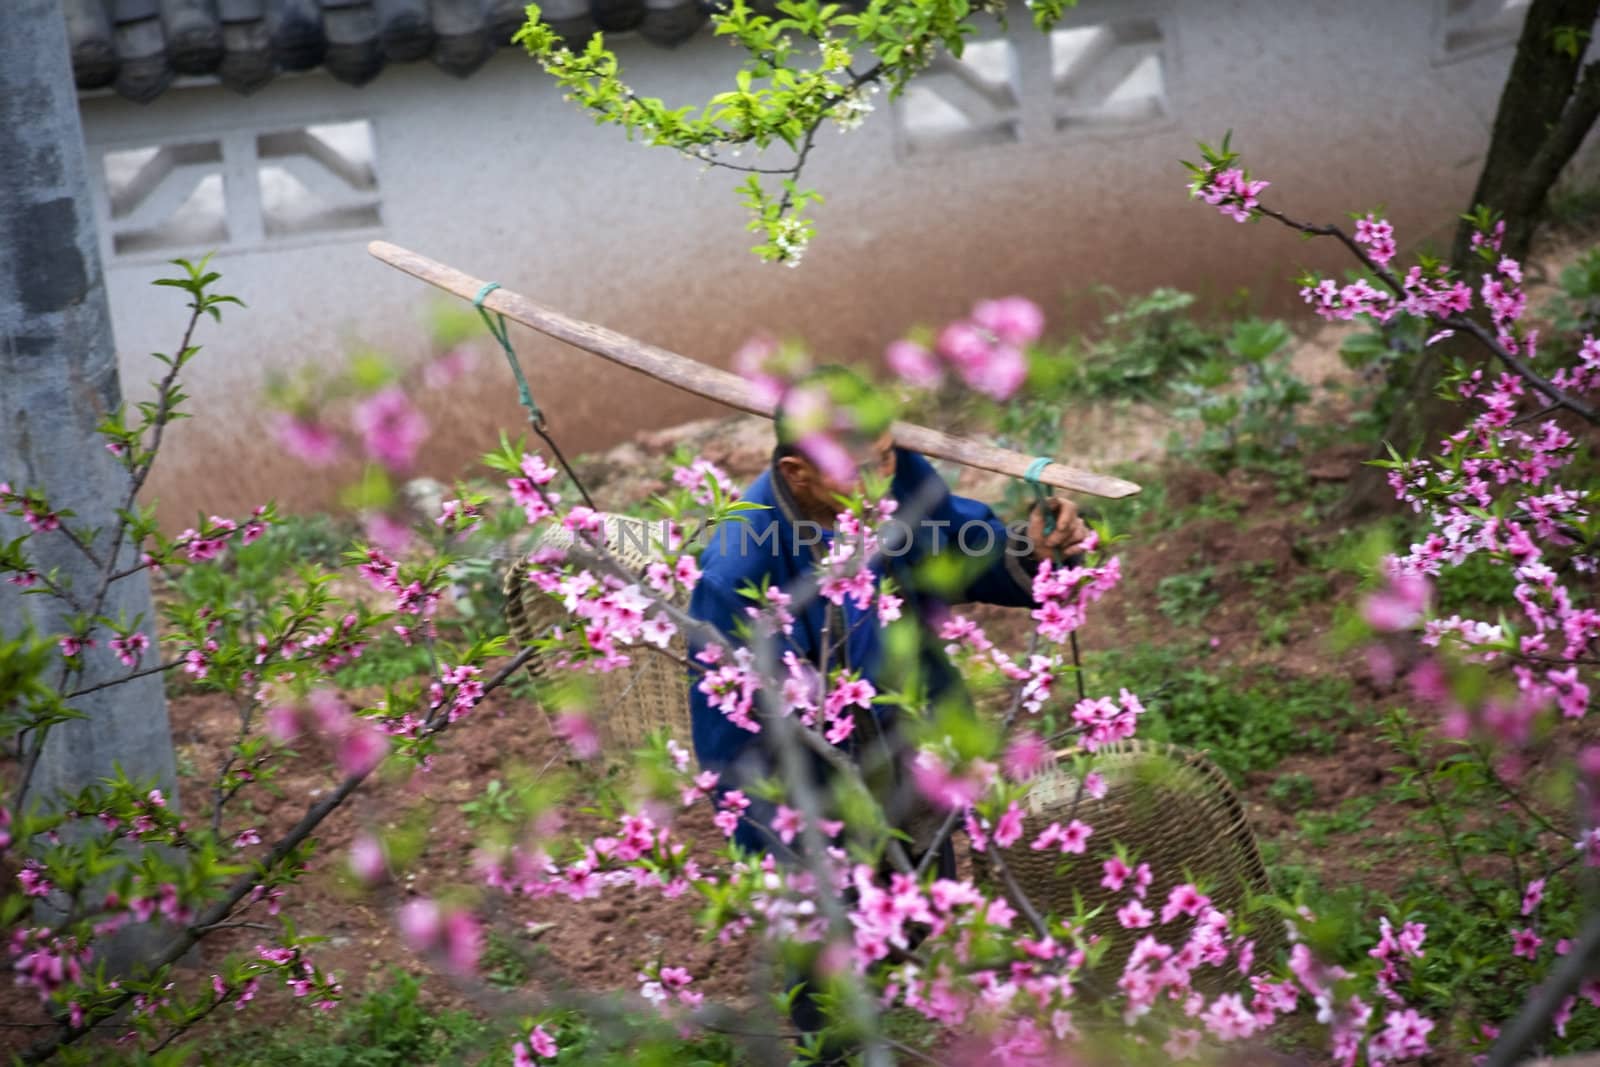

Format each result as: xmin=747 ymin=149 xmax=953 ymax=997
xmin=474 ymin=282 xmax=543 ymax=428
xmin=1024 ymin=455 xmax=1056 ymax=535
xmin=473 ymin=281 xmax=596 ymax=511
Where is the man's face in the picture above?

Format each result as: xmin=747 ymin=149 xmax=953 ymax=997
xmin=780 ymin=431 xmax=896 ymax=519
xmin=819 ymin=431 xmax=897 ymax=499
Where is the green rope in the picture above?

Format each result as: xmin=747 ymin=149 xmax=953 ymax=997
xmin=1023 ymin=456 xmax=1056 ymax=535
xmin=471 ymin=281 xmax=596 ymax=511
xmin=474 ymin=281 xmax=543 ymax=429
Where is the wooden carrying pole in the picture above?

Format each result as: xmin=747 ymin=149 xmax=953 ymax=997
xmin=369 ymin=241 xmax=1141 ymax=499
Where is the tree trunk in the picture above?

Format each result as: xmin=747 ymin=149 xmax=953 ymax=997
xmin=1455 ymin=0 xmax=1600 ymax=267
xmin=1340 ymin=0 xmax=1600 ymax=518
xmin=0 ymin=0 xmax=179 ymax=967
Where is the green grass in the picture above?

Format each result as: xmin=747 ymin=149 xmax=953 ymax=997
xmin=1296 ymin=795 xmax=1377 ymax=848
xmin=1284 ymin=572 xmax=1334 ymax=610
xmin=186 ymin=970 xmax=746 ymax=1067
xmin=530 ymin=1008 xmax=738 ymax=1066
xmin=1091 ymin=467 xmax=1171 ymax=535
xmin=1062 ymin=287 xmax=1225 ymax=402
xmin=1431 ymin=549 xmax=1520 ymax=618
xmin=331 ymin=635 xmax=438 ymax=689
xmin=1158 ymin=492 xmax=1244 ymax=533
xmin=1087 ymin=642 xmax=1359 ymax=780
xmin=461 ymin=778 xmax=521 ymax=829
xmin=1301 ymin=518 xmax=1410 ymax=582
xmin=274 ymin=511 xmax=358 ymax=566
xmin=1237 ymin=560 xmax=1279 ymax=592
xmin=191 ymin=971 xmax=492 ymax=1066
xmin=1154 ymin=567 xmax=1219 ymax=627
xmin=1254 ymin=607 xmax=1293 ymax=647
xmin=481 ymin=928 xmax=534 ymax=992
xmin=1266 ymin=771 xmax=1317 ymax=812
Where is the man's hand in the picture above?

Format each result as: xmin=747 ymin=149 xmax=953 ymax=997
xmin=1027 ymin=497 xmax=1092 ymax=561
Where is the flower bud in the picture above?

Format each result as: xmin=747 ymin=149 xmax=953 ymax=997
xmin=397 ymin=898 xmax=441 ymax=952
xmin=348 ymin=834 xmax=386 ymax=886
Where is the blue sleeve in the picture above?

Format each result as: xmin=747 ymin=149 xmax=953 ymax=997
xmin=895 ymin=451 xmax=1038 ymax=609
xmin=937 ymin=490 xmax=1039 ymax=608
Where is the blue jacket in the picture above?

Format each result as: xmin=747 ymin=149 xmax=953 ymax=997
xmin=686 ymin=448 xmax=1040 ymax=789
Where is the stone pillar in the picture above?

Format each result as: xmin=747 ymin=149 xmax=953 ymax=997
xmin=0 ymin=0 xmax=178 ymax=836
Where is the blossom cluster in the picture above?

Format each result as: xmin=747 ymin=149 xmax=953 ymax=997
xmin=1190 ymin=166 xmax=1270 ymax=223
xmin=1367 ymin=235 xmax=1600 ymax=761
xmin=516 ymin=511 xmax=694 ymax=675
xmin=886 ymin=296 xmax=1045 ymax=401
xmin=265 ymin=689 xmax=390 ymax=776
xmin=273 ymin=377 xmax=435 ymax=474
xmin=1187 ymin=149 xmax=1600 ymax=1057
xmin=670 ymin=457 xmax=741 ymax=506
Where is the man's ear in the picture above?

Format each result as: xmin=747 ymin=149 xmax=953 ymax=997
xmin=776 ymin=456 xmax=813 ymax=495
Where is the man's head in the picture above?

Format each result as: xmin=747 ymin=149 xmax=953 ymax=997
xmin=772 ymin=365 xmax=897 ymax=521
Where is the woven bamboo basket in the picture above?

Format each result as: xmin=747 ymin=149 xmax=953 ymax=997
xmin=971 ymin=739 xmax=1284 ymax=972
xmin=502 ymin=514 xmax=692 ymax=755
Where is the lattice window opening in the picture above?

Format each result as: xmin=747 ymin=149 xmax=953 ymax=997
xmin=256 ymin=120 xmax=382 ymax=238
xmin=102 ymin=141 xmax=229 ymax=257
xmin=896 ymin=36 xmax=1023 ymax=156
xmin=1050 ymin=17 xmax=1169 ymax=133
xmin=97 ymin=120 xmax=382 ymax=258
xmin=1436 ymin=0 xmax=1531 ymax=62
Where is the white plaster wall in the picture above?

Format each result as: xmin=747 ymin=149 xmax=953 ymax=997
xmin=78 ymin=0 xmax=1525 ymax=521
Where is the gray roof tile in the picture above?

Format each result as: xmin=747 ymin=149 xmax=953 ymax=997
xmin=69 ymin=0 xmax=711 ymax=101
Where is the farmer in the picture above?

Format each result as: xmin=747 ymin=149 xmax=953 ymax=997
xmin=685 ymin=366 xmax=1091 ymax=868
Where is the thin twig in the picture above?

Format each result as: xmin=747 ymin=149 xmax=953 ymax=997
xmin=103 ymin=560 xmax=154 ymax=584
xmin=21 ymin=767 xmax=368 ymax=1062
xmin=145 ymin=991 xmax=232 ymax=1055
xmin=754 ymin=641 xmax=891 ymax=1065
xmin=1404 ymin=732 xmax=1494 ymax=912
xmin=210 ymin=692 xmax=259 ymax=837
xmin=881 ymin=1037 xmax=958 ymax=1067
xmin=1252 ymin=204 xmax=1599 ymax=424
xmin=1510 ymin=402 xmax=1562 ymax=427
xmin=680 ymin=149 xmax=801 ymax=175
xmin=18 ymin=570 xmax=88 ymax=615
xmin=916 ymin=628 xmax=1047 ymax=875
xmin=190 ymin=920 xmax=276 ymax=934
xmin=983 ymin=842 xmax=1051 ymax=942
xmin=1482 ymin=755 xmax=1571 ymax=841
xmin=12 ymin=298 xmax=205 ymax=812
xmin=60 ymin=657 xmax=184 ymax=700
xmin=55 ymin=523 xmax=105 ymax=574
